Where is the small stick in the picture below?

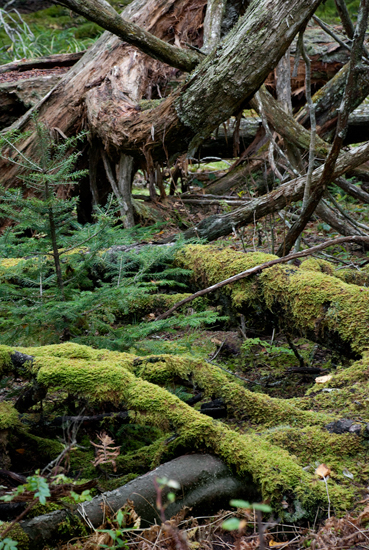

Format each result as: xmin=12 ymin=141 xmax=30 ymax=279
xmin=155 ymin=236 xmax=369 ymax=320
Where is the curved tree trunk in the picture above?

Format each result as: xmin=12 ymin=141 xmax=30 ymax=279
xmin=1 ymin=0 xmax=323 ymax=188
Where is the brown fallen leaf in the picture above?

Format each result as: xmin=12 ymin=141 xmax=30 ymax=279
xmin=315 ymin=463 xmax=331 ymax=479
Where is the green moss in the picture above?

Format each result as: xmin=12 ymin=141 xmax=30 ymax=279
xmin=16 ymin=344 xmax=325 ymax=512
xmin=0 ymin=402 xmax=19 ymax=430
xmin=10 ymin=334 xmax=368 ymax=514
xmin=22 ymin=432 xmax=64 ymax=460
xmin=300 ymin=257 xmax=335 ymax=276
xmin=26 ymin=501 xmax=62 ymax=518
xmin=178 ymin=245 xmax=369 ymax=355
xmin=295 ymin=352 xmax=369 ymax=416
xmin=176 ymin=245 xmax=275 ymax=308
xmin=132 ymin=354 xmax=331 ymax=428
xmin=0 ymin=523 xmax=29 ymax=550
xmin=57 ymin=514 xmax=89 ymax=539
xmin=0 ymin=345 xmax=13 ymax=375
xmin=261 ymin=424 xmax=368 ymax=510
xmin=98 ymin=472 xmax=138 ymax=492
xmin=69 ymin=448 xmax=96 ymax=478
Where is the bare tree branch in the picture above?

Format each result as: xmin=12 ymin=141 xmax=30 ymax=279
xmin=56 ymin=0 xmax=202 ymax=71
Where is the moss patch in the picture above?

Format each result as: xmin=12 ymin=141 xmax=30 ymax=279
xmin=0 ymin=402 xmax=19 ymax=430
xmin=0 ymin=523 xmax=29 ymax=550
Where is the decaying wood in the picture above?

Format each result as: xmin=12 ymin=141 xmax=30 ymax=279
xmin=177 ymin=140 xmax=369 ymax=242
xmin=85 ymin=0 xmax=325 ymax=160
xmin=0 ymin=52 xmax=85 ymax=74
xmin=1 ymin=0 xmax=323 ymax=191
xmin=0 ymin=0 xmax=206 ymax=187
xmin=57 ymin=0 xmax=202 ymax=72
xmin=156 ymin=235 xmax=369 ymax=320
xmin=0 ymin=72 xmax=66 ymax=129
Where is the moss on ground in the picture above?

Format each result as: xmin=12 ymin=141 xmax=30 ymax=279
xmin=0 ymin=345 xmax=13 ymax=376
xmin=0 ymin=522 xmax=29 ymax=550
xmin=0 ymin=402 xmax=19 ymax=429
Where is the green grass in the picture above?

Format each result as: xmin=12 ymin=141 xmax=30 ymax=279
xmin=316 ymin=0 xmax=359 ymax=23
xmin=0 ymin=1 xmax=131 ymax=65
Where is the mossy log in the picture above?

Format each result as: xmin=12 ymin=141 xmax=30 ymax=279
xmin=0 ymin=342 xmax=331 ymax=515
xmin=177 ymin=245 xmax=369 ymax=357
xmin=2 ymin=246 xmax=369 ymax=531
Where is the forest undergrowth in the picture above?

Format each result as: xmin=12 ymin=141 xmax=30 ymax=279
xmin=1 ymin=125 xmax=369 ymax=549
xmin=1 ymin=1 xmax=369 ymax=548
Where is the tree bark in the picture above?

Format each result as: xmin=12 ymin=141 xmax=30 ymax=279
xmin=56 ymin=0 xmax=202 ymax=72
xmin=1 ymin=0 xmax=324 ymax=193
xmin=86 ymin=0 xmax=324 ymax=160
xmin=177 ymin=140 xmax=369 ymax=242
xmin=202 ymin=0 xmax=227 ymax=53
xmin=0 ymin=0 xmax=205 ymax=187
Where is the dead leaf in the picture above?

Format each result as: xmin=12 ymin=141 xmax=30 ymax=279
xmin=269 ymin=541 xmax=288 ymax=548
xmin=315 ymin=463 xmax=331 ymax=478
xmin=91 ymin=432 xmax=120 ymax=472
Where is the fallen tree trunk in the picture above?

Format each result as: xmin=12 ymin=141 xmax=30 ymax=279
xmin=178 ymin=140 xmax=369 ymax=242
xmin=0 ymin=0 xmax=323 ymax=188
xmin=20 ymin=454 xmax=255 ymax=544
xmin=0 ymin=52 xmax=85 ymax=74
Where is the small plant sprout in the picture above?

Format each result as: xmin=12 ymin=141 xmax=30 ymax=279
xmin=98 ymin=508 xmax=130 ymax=549
xmin=222 ymin=500 xmax=272 ymax=531
xmin=154 ymin=477 xmax=181 ymax=523
xmin=0 ymin=535 xmax=18 ymax=550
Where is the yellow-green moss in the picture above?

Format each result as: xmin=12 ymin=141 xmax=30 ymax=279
xmin=300 ymin=257 xmax=335 ymax=275
xmin=260 ymin=265 xmax=369 ymax=354
xmin=0 ymin=345 xmax=13 ymax=375
xmin=0 ymin=523 xmax=29 ymax=550
xmin=11 ymin=344 xmax=327 ymax=512
xmin=0 ymin=402 xmax=19 ymax=430
xmin=178 ymin=245 xmax=369 ymax=355
xmin=22 ymin=432 xmax=64 ymax=460
xmin=295 ymin=352 xmax=369 ymax=416
xmin=26 ymin=501 xmax=62 ymax=518
xmin=176 ymin=245 xmax=275 ymax=308
xmin=132 ymin=354 xmax=332 ymax=428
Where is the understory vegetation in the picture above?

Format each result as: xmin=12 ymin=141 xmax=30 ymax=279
xmin=2 ymin=0 xmax=369 ymax=549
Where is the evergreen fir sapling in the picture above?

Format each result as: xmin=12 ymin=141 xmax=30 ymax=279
xmin=0 ymin=117 xmax=88 ymax=300
xmin=0 ymin=119 xmax=223 ymax=349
